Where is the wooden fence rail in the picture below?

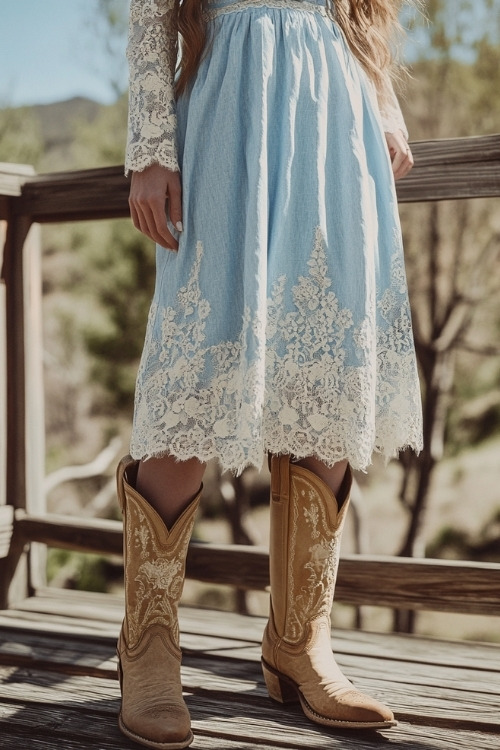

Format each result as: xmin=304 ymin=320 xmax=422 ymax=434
xmin=12 ymin=510 xmax=500 ymax=616
xmin=2 ymin=134 xmax=500 ymax=613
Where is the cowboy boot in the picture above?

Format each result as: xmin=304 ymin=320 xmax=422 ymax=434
xmin=116 ymin=455 xmax=201 ymax=749
xmin=261 ymin=454 xmax=396 ymax=729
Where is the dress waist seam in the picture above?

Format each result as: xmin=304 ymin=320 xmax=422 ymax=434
xmin=204 ymin=0 xmax=333 ymax=22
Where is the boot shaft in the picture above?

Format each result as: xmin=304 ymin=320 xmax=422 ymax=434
xmin=269 ymin=455 xmax=352 ymax=645
xmin=117 ymin=456 xmax=200 ymax=650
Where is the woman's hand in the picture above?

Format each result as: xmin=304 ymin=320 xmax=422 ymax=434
xmin=129 ymin=164 xmax=182 ymax=251
xmin=385 ymin=130 xmax=414 ymax=181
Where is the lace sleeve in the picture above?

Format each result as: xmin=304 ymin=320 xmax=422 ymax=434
xmin=125 ymin=0 xmax=179 ymax=176
xmin=376 ymin=73 xmax=409 ymax=141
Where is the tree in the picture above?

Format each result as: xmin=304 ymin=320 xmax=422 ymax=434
xmin=0 ymin=105 xmax=42 ymax=166
xmin=392 ymin=0 xmax=500 ymax=630
xmin=84 ymin=0 xmax=129 ymax=99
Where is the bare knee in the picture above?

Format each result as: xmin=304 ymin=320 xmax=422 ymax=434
xmin=295 ymin=456 xmax=348 ymax=498
xmin=136 ymin=455 xmax=206 ymax=527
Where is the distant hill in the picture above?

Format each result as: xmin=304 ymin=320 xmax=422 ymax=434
xmin=28 ymin=97 xmax=104 ymax=168
xmin=1 ymin=94 xmax=127 ymax=172
xmin=32 ymin=97 xmax=103 ymax=152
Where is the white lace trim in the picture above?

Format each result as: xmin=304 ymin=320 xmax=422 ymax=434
xmin=131 ymin=228 xmax=422 ymax=474
xmin=205 ymin=0 xmax=330 ymax=21
xmin=125 ymin=0 xmax=179 ymax=176
xmin=376 ymin=73 xmax=409 ymax=139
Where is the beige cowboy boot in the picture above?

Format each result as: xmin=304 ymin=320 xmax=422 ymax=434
xmin=116 ymin=455 xmax=201 ymax=749
xmin=262 ymin=454 xmax=396 ymax=729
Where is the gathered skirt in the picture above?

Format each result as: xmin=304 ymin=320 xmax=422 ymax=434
xmin=130 ymin=0 xmax=423 ymax=474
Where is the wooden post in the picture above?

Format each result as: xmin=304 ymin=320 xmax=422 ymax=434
xmin=24 ymin=222 xmax=46 ymax=591
xmin=0 ymin=219 xmax=7 ymax=511
xmin=0 ymin=191 xmax=37 ymax=607
xmin=0 ymin=219 xmax=14 ymax=569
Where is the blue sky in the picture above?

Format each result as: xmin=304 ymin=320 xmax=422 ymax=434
xmin=0 ymin=0 xmax=129 ymax=107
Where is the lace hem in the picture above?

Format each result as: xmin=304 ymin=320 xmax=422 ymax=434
xmin=124 ymin=148 xmax=180 ymax=177
xmin=131 ymin=231 xmax=423 ymax=474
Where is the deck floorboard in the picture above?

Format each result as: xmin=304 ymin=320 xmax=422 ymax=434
xmin=0 ymin=591 xmax=499 ymax=750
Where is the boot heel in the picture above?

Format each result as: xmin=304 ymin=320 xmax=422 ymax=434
xmin=262 ymin=660 xmax=298 ymax=704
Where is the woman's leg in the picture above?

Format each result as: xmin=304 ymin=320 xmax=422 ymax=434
xmin=294 ymin=456 xmax=348 ymax=501
xmin=136 ymin=455 xmax=206 ymax=527
xmin=117 ymin=454 xmax=205 ymax=749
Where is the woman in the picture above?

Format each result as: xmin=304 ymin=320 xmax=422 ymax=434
xmin=117 ymin=0 xmax=422 ymax=747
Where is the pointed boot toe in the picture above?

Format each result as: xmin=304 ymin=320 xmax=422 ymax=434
xmin=299 ymin=685 xmax=397 ymax=729
xmin=119 ymin=702 xmax=193 ymax=750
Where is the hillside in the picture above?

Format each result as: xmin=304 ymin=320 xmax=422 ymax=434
xmin=0 ymin=96 xmax=121 ymax=172
xmin=33 ymin=96 xmax=103 ymax=158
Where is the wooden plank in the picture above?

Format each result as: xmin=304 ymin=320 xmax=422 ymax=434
xmin=397 ymin=160 xmax=500 ymax=201
xmin=14 ymin=510 xmax=124 ymax=555
xmin=2 ymin=596 xmax=498 ymax=680
xmin=0 ymin=609 xmax=120 ymax=639
xmin=17 ymin=166 xmax=129 ymax=223
xmin=0 ymin=705 xmax=299 ymax=750
xmin=1 ymin=616 xmax=498 ymax=704
xmin=1 ymin=601 xmax=499 ymax=698
xmin=0 ymin=598 xmax=499 ymax=744
xmin=397 ymin=134 xmax=500 ymax=201
xmin=12 ymin=515 xmax=500 ymax=615
xmin=0 ymin=665 xmax=499 ymax=748
xmin=11 ymin=590 xmax=500 ymax=673
xmin=1 ymin=706 xmax=498 ymax=750
xmin=0 ymin=163 xmax=35 ymax=200
xmin=403 ymin=134 xmax=500 ymax=166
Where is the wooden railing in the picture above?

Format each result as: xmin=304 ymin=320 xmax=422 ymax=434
xmin=1 ymin=135 xmax=500 ymax=616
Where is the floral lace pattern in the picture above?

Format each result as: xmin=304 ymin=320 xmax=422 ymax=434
xmin=376 ymin=73 xmax=409 ymax=138
xmin=125 ymin=0 xmax=179 ymax=175
xmin=124 ymin=491 xmax=196 ymax=649
xmin=131 ymin=228 xmax=422 ymax=473
xmin=284 ymin=470 xmax=346 ymax=643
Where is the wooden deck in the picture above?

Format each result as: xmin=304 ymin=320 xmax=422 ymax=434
xmin=0 ymin=590 xmax=498 ymax=750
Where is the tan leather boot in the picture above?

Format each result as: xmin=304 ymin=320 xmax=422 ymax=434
xmin=261 ymin=454 xmax=396 ymax=729
xmin=116 ymin=455 xmax=201 ymax=749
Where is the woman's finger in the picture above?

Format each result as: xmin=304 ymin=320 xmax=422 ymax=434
xmin=167 ymin=173 xmax=183 ymax=233
xmin=150 ymin=197 xmax=178 ymax=250
xmin=129 ymin=200 xmax=142 ymax=233
xmin=135 ymin=200 xmax=176 ymax=249
xmin=393 ymin=149 xmax=413 ymax=181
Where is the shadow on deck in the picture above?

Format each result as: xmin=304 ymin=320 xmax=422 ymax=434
xmin=0 ymin=589 xmax=499 ymax=750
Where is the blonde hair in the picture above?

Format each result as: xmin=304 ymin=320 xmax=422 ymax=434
xmin=174 ymin=0 xmax=408 ymax=97
xmin=332 ymin=0 xmax=406 ymax=93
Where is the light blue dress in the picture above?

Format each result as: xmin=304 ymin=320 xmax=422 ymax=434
xmin=126 ymin=0 xmax=423 ymax=474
